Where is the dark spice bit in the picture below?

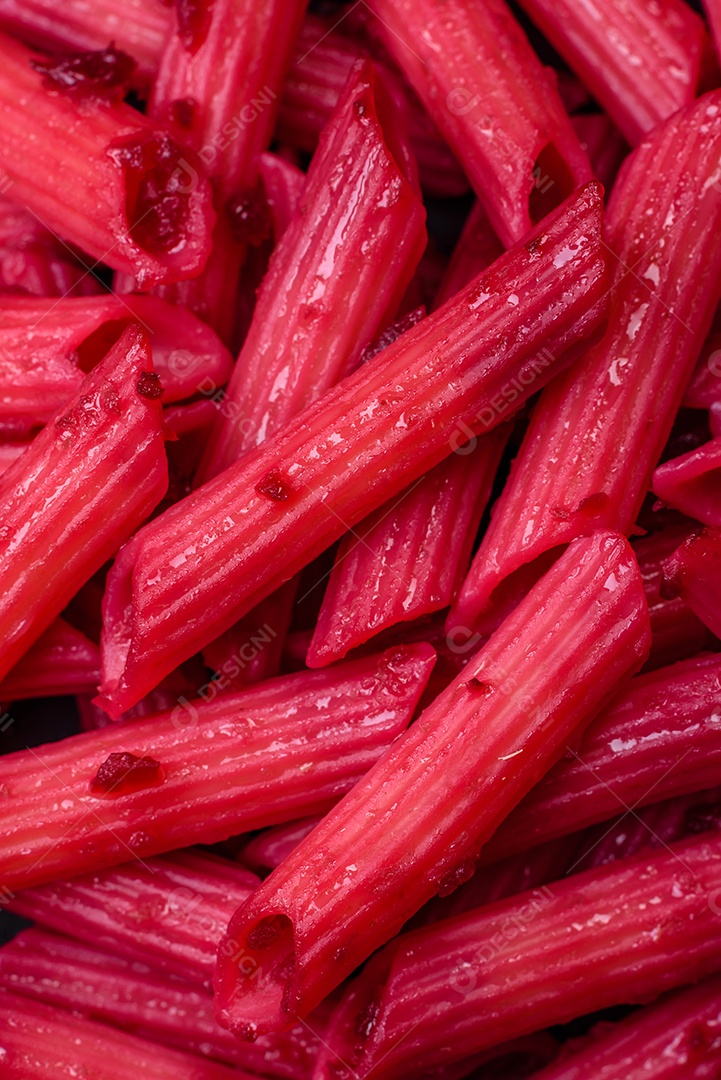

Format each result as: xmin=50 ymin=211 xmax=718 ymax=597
xmin=256 ymin=471 xmax=292 ymax=502
xmin=137 ymin=371 xmax=164 ymax=400
xmin=91 ymin=751 xmax=162 ymax=794
xmin=108 ymin=132 xmax=192 ymax=256
xmin=359 ymin=306 xmax=426 ymax=365
xmin=31 ymin=45 xmax=137 ymax=103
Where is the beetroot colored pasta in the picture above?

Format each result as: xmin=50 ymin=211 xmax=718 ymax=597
xmin=417 ymin=833 xmax=584 ymax=928
xmin=306 ymin=424 xmax=510 ymax=667
xmin=0 ymin=930 xmax=320 ymax=1080
xmin=0 ymin=32 xmax=215 ymax=287
xmin=98 ymin=181 xmax=609 ymax=716
xmin=150 ymin=0 xmax=304 ymax=201
xmin=0 ymin=645 xmax=433 ymax=891
xmin=214 ymin=532 xmax=649 ymax=1036
xmin=0 ymin=295 xmax=233 ymax=425
xmin=479 ymin=653 xmax=721 ymax=866
xmin=574 ymin=783 xmax=721 ymax=874
xmin=452 ymin=92 xmax=721 ymax=634
xmin=653 ymin=437 xmax=721 ymax=526
xmin=278 ymin=13 xmax=468 ymax=199
xmin=515 ymin=0 xmax=712 ymax=146
xmin=142 ymin=0 xmax=305 ymax=340
xmin=633 ymin=523 xmax=717 ymax=669
xmin=0 ymin=991 xmax=252 ymax=1079
xmin=0 ymin=440 xmax=26 ymax=475
xmin=0 ymin=617 xmax=99 ymax=701
xmin=0 ymin=191 xmax=99 ymax=298
xmin=0 ymin=324 xmax=167 ymax=684
xmin=201 ymin=579 xmax=296 ymax=691
xmin=304 ymin=194 xmax=511 ymax=670
xmin=240 ymin=817 xmax=322 ymax=874
xmin=529 ymin=978 xmax=721 ymax=1080
xmin=196 ymin=57 xmax=427 ymax=680
xmin=197 ymin=58 xmax=426 ymax=481
xmin=9 ymin=851 xmax=258 ymax=984
xmin=0 ymin=0 xmax=170 ymax=85
xmin=317 ymin=834 xmax=721 ymax=1079
xmin=367 ymin=0 xmax=592 ymax=246
xmin=663 ymin=526 xmax=721 ymax=638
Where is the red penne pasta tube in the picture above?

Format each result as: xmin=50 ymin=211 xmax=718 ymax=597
xmin=201 ymin=580 xmax=297 ymax=691
xmin=0 ymin=440 xmax=26 ymax=474
xmin=0 ymin=930 xmax=320 ymax=1080
xmin=143 ymin=0 xmax=305 ymax=341
xmin=0 ymin=617 xmax=99 ymax=701
xmin=574 ymin=783 xmax=721 ymax=873
xmin=531 ymin=978 xmax=721 ymax=1080
xmin=653 ymin=437 xmax=721 ymax=526
xmin=214 ymin=532 xmax=650 ymax=1036
xmin=305 ymin=203 xmax=510 ymax=670
xmin=0 ymin=645 xmax=434 ymax=891
xmin=9 ymin=851 xmax=258 ymax=983
xmin=663 ymin=526 xmax=721 ymax=638
xmin=0 ymin=324 xmax=167 ymax=683
xmin=198 ymin=59 xmax=426 ymax=679
xmin=150 ymin=0 xmax=305 ymax=201
xmin=148 ymin=224 xmax=246 ymax=346
xmin=452 ymin=93 xmax=721 ymax=634
xmin=633 ymin=523 xmax=717 ymax=669
xmin=416 ymin=833 xmax=585 ymax=928
xmin=479 ymin=653 xmax=721 ymax=865
xmin=98 ymin=181 xmax=609 ymax=716
xmin=240 ymin=817 xmax=322 ymax=874
xmin=0 ymin=32 xmax=214 ymax=287
xmin=367 ymin=0 xmax=592 ymax=246
xmin=0 ymin=0 xmax=170 ymax=85
xmin=0 ymin=295 xmax=233 ymax=424
xmin=278 ymin=14 xmax=468 ymax=199
xmin=197 ymin=58 xmax=426 ymax=481
xmin=0 ymin=991 xmax=253 ymax=1080
xmin=0 ymin=192 xmax=99 ymax=297
xmin=306 ymin=425 xmax=510 ymax=667
xmin=516 ymin=0 xmax=712 ymax=146
xmin=318 ymin=834 xmax=721 ymax=1079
